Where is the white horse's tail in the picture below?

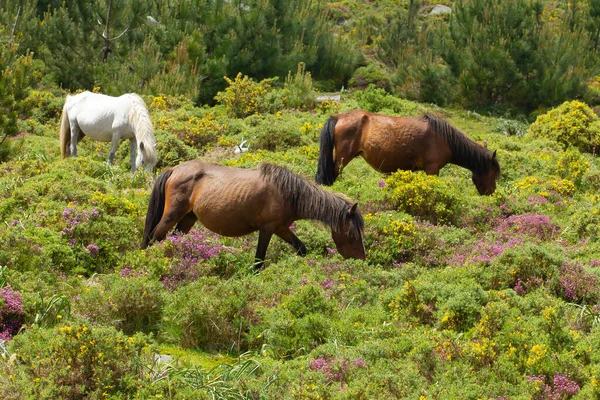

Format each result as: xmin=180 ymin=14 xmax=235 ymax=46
xmin=129 ymin=94 xmax=157 ymax=170
xmin=59 ymin=102 xmax=70 ymax=159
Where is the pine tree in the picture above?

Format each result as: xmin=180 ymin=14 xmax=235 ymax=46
xmin=433 ymin=0 xmax=593 ymax=113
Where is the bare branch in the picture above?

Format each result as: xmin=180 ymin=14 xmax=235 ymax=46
xmin=109 ymin=24 xmax=131 ymax=41
xmin=9 ymin=6 xmax=21 ymax=47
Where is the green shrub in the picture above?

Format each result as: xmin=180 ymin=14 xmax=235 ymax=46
xmin=163 ymin=277 xmax=254 ymax=351
xmin=214 ymin=73 xmax=276 ymax=118
xmin=75 ymin=274 xmax=165 ymax=335
xmin=153 ymin=130 xmax=199 ymax=169
xmin=4 ymin=323 xmax=153 ymax=399
xmin=252 ymin=114 xmax=310 ymax=151
xmin=154 ymin=111 xmax=226 ymax=150
xmin=278 ymin=62 xmax=316 ymax=110
xmin=385 ymin=170 xmax=463 ymax=225
xmin=528 ymin=101 xmax=600 ymax=154
xmin=260 ymin=308 xmax=332 ymax=358
xmin=349 ymin=63 xmax=392 ymax=92
xmin=21 ymin=89 xmax=66 ymax=124
xmin=352 ymin=84 xmax=421 ymax=114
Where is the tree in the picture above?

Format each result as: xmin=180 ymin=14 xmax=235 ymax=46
xmin=433 ymin=0 xmax=593 ymax=113
xmin=0 ymin=9 xmax=43 ymax=160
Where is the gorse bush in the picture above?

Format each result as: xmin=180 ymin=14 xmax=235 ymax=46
xmin=528 ymin=101 xmax=600 ymax=154
xmin=75 ymin=274 xmax=165 ymax=335
xmin=215 ymin=73 xmax=276 ymax=118
xmin=385 ymin=170 xmax=462 ymax=225
xmin=155 ymin=112 xmax=226 ymax=150
xmin=3 ymin=323 xmax=153 ymax=399
xmin=153 ymin=129 xmax=199 ymax=169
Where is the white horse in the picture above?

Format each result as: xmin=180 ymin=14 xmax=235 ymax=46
xmin=60 ymin=92 xmax=157 ymax=172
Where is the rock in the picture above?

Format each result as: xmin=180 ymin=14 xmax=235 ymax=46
xmin=154 ymin=354 xmax=173 ymax=364
xmin=316 ymin=94 xmax=341 ymax=103
xmin=430 ymin=5 xmax=452 ymax=15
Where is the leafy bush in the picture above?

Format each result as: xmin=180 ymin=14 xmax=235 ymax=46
xmin=75 ymin=275 xmax=165 ymax=335
xmin=155 ymin=111 xmax=226 ymax=150
xmin=153 ymin=130 xmax=199 ymax=169
xmin=528 ymin=101 xmax=600 ymax=154
xmin=385 ymin=170 xmax=463 ymax=225
xmin=214 ymin=73 xmax=276 ymax=118
xmin=4 ymin=323 xmax=153 ymax=399
xmin=163 ymin=277 xmax=254 ymax=351
xmin=277 ymin=62 xmax=316 ymax=110
xmin=348 ymin=63 xmax=392 ymax=92
xmin=353 ymin=84 xmax=416 ymax=113
xmin=252 ymin=114 xmax=310 ymax=151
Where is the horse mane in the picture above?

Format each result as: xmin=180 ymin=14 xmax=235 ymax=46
xmin=129 ymin=93 xmax=157 ymax=168
xmin=424 ymin=113 xmax=499 ymax=176
xmin=260 ymin=163 xmax=364 ymax=238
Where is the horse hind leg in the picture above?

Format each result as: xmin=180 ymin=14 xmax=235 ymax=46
xmin=150 ymin=203 xmax=192 ymax=244
xmin=69 ymin=121 xmax=81 ymax=157
xmin=175 ymin=212 xmax=197 ymax=234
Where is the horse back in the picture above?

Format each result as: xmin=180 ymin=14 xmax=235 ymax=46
xmin=350 ymin=112 xmax=448 ymax=173
xmin=170 ymin=161 xmax=286 ymax=237
xmin=65 ymin=92 xmax=134 ymax=140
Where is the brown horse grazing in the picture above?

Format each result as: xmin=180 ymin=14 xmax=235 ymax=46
xmin=141 ymin=160 xmax=366 ymax=269
xmin=315 ymin=110 xmax=500 ymax=195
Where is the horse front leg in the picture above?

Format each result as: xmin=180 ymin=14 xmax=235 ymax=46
xmin=276 ymin=228 xmax=307 ymax=256
xmin=129 ymin=138 xmax=137 ymax=173
xmin=253 ymin=230 xmax=273 ymax=271
xmin=108 ymin=133 xmax=121 ymax=165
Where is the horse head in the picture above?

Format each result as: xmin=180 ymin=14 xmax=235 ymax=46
xmin=137 ymin=141 xmax=158 ymax=172
xmin=331 ymin=203 xmax=366 ymax=260
xmin=472 ymin=150 xmax=500 ymax=195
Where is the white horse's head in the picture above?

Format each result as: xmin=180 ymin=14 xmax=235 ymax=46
xmin=137 ymin=141 xmax=157 ymax=172
xmin=129 ymin=94 xmax=157 ymax=172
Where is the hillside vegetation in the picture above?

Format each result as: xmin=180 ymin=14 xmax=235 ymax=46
xmin=1 ymin=0 xmax=599 ymax=113
xmin=1 ymin=0 xmax=600 ymax=399
xmin=1 ymin=83 xmax=600 ymax=398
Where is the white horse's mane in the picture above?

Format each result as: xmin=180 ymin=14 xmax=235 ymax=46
xmin=128 ymin=94 xmax=157 ymax=168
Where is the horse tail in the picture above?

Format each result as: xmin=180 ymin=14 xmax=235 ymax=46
xmin=141 ymin=168 xmax=173 ymax=249
xmin=315 ymin=116 xmax=338 ymax=186
xmin=59 ymin=103 xmax=70 ymax=159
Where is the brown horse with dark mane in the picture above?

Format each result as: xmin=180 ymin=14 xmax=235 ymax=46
xmin=315 ymin=110 xmax=500 ymax=195
xmin=141 ymin=160 xmax=366 ymax=269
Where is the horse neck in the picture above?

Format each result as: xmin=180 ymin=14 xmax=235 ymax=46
xmin=449 ymin=137 xmax=491 ymax=174
xmin=129 ymin=99 xmax=154 ymax=142
xmin=295 ymin=187 xmax=350 ymax=230
xmin=261 ymin=164 xmax=349 ymax=231
xmin=426 ymin=114 xmax=490 ymax=174
xmin=129 ymin=95 xmax=157 ymax=165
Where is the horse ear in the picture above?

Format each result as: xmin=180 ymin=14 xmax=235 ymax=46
xmin=348 ymin=203 xmax=358 ymax=216
xmin=139 ymin=142 xmax=145 ymax=151
xmin=492 ymin=150 xmax=497 ymax=159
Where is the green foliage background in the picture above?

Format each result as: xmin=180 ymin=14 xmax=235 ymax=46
xmin=1 ymin=0 xmax=600 ymax=399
